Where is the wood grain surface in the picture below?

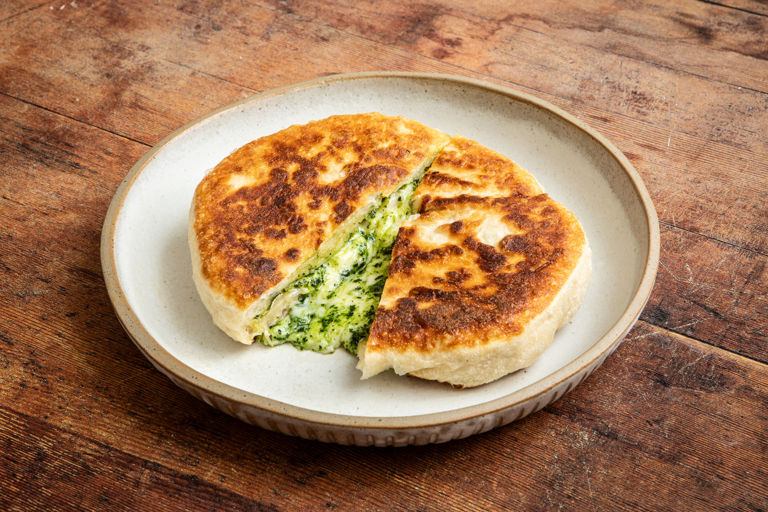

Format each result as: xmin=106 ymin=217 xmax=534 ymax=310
xmin=1 ymin=0 xmax=766 ymax=510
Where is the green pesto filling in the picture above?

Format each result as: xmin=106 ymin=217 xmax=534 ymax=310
xmin=252 ymin=179 xmax=418 ymax=354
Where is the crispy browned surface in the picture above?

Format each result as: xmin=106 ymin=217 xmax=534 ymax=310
xmin=368 ymin=194 xmax=585 ymax=353
xmin=414 ymin=135 xmax=543 ymax=211
xmin=192 ymin=113 xmax=447 ymax=307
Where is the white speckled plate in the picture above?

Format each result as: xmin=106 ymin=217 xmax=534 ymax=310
xmin=101 ymin=72 xmax=659 ymax=446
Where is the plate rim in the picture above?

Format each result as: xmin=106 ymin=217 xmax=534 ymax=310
xmin=100 ymin=71 xmax=660 ymax=431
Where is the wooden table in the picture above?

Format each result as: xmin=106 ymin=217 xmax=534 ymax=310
xmin=2 ymin=0 xmax=766 ymax=510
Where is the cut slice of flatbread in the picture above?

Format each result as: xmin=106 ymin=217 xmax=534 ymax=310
xmin=358 ymin=137 xmax=591 ymax=387
xmin=190 ymin=113 xmax=449 ymax=345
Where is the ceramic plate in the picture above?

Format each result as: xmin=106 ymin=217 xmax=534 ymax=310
xmin=101 ymin=72 xmax=659 ymax=446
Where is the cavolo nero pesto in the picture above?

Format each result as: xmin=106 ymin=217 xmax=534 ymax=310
xmin=251 ymin=179 xmax=418 ymax=354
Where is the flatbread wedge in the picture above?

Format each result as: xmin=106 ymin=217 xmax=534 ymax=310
xmin=357 ymin=137 xmax=591 ymax=387
xmin=189 ymin=113 xmax=449 ymax=347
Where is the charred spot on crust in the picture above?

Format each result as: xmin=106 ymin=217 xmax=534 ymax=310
xmin=463 ymin=236 xmax=507 ymax=273
xmin=500 ymin=234 xmax=530 ymax=253
xmin=373 ymin=145 xmax=415 ymax=161
xmin=409 ymin=286 xmax=459 ymax=303
xmin=333 ymin=201 xmax=352 ymax=223
xmin=287 ymin=215 xmax=307 ymax=234
xmin=265 ymin=228 xmax=287 ymax=240
xmin=446 ymin=268 xmax=472 ymax=283
xmin=389 ymin=244 xmax=464 ymax=276
xmin=283 ymin=248 xmax=300 ymax=261
xmin=238 ymin=239 xmax=263 ymax=255
xmin=247 ymin=257 xmax=277 ymax=274
xmin=341 ymin=164 xmax=407 ymax=203
xmin=422 ymin=171 xmax=475 ymax=188
xmin=269 ymin=167 xmax=289 ymax=183
xmin=389 ymin=253 xmax=417 ymax=275
xmin=420 ymin=194 xmax=485 ymax=212
xmin=433 ymin=146 xmax=499 ymax=171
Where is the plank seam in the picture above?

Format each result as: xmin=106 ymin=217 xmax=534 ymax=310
xmin=636 ymin=319 xmax=768 ymax=368
xmin=438 ymin=1 xmax=768 ymax=96
xmin=659 ymin=219 xmax=768 ymax=258
xmin=0 ymin=404 xmax=262 ymax=506
xmin=501 ymin=23 xmax=768 ymax=97
xmin=696 ymin=0 xmax=768 ymax=18
xmin=0 ymin=92 xmax=151 ymax=148
xmin=250 ymin=0 xmax=768 ymax=98
xmin=164 ymin=59 xmax=261 ymax=93
xmin=0 ymin=2 xmax=48 ymax=25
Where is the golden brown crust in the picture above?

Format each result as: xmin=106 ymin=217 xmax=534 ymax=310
xmin=414 ymin=135 xmax=544 ymax=212
xmin=366 ymin=194 xmax=586 ymax=354
xmin=192 ymin=113 xmax=449 ymax=309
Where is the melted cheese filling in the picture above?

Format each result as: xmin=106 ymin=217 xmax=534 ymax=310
xmin=251 ymin=180 xmax=417 ymax=354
